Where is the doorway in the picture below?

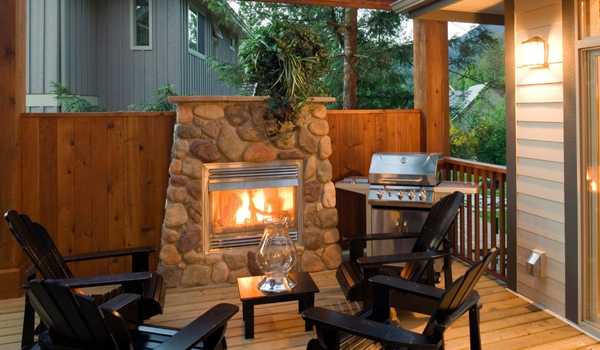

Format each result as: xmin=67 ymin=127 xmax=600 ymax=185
xmin=581 ymin=48 xmax=600 ymax=328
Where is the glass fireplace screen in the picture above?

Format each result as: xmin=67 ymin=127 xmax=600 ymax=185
xmin=210 ymin=186 xmax=297 ymax=236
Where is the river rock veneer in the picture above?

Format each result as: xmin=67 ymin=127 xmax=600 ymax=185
xmin=158 ymin=97 xmax=341 ymax=287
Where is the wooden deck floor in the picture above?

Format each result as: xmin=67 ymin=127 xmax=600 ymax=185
xmin=1 ymin=263 xmax=599 ymax=350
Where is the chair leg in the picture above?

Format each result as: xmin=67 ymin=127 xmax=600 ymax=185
xmin=132 ymin=252 xmax=150 ymax=272
xmin=21 ymin=294 xmax=35 ymax=350
xmin=443 ymin=255 xmax=453 ymax=289
xmin=468 ymin=304 xmax=482 ymax=350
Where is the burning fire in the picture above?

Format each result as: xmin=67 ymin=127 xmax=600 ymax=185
xmin=212 ymin=187 xmax=296 ymax=233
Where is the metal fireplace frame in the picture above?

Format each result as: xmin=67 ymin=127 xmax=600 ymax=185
xmin=201 ymin=160 xmax=304 ymax=253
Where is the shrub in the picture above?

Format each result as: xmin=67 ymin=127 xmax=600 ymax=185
xmin=50 ymin=82 xmax=104 ymax=112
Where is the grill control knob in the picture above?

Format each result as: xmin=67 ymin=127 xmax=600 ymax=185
xmin=408 ymin=191 xmax=415 ymax=200
xmin=397 ymin=191 xmax=404 ymax=199
xmin=377 ymin=191 xmax=384 ymax=199
xmin=417 ymin=191 xmax=425 ymax=200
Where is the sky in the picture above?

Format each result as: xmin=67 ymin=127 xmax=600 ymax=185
xmin=227 ymin=1 xmax=478 ymax=39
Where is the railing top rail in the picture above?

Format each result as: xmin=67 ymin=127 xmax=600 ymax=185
xmin=440 ymin=156 xmax=507 ymax=174
xmin=327 ymin=109 xmax=421 ymax=115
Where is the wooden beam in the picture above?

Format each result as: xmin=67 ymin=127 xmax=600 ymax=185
xmin=243 ymin=0 xmax=393 ymax=10
xmin=562 ymin=0 xmax=578 ymax=322
xmin=418 ymin=10 xmax=504 ymax=25
xmin=413 ymin=19 xmax=449 ymax=155
xmin=0 ymin=0 xmax=26 ymax=299
xmin=504 ymin=0 xmax=517 ymax=293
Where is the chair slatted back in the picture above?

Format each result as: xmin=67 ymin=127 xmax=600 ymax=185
xmin=424 ymin=249 xmax=497 ymax=337
xmin=4 ymin=210 xmax=73 ymax=279
xmin=27 ymin=279 xmax=119 ymax=349
xmin=400 ymin=192 xmax=464 ymax=281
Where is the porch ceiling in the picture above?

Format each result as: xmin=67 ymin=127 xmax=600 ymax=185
xmin=243 ymin=0 xmax=504 ymax=24
xmin=393 ymin=0 xmax=504 ymax=25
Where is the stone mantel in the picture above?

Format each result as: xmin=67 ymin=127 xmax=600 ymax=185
xmin=158 ymin=96 xmax=341 ymax=288
xmin=167 ymin=96 xmax=337 ymax=104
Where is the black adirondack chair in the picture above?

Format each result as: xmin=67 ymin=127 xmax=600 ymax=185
xmin=304 ymin=249 xmax=497 ymax=350
xmin=336 ymin=191 xmax=464 ymax=302
xmin=4 ymin=210 xmax=165 ymax=349
xmin=26 ymin=278 xmax=238 ymax=350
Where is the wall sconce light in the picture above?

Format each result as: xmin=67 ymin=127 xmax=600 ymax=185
xmin=521 ymin=36 xmax=548 ymax=68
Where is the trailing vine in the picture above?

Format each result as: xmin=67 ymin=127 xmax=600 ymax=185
xmin=212 ymin=19 xmax=330 ymax=136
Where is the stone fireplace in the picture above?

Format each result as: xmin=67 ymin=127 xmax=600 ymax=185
xmin=158 ymin=96 xmax=341 ymax=287
xmin=202 ymin=160 xmax=303 ymax=252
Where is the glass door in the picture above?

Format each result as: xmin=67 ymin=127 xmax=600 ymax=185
xmin=582 ymin=49 xmax=600 ymax=326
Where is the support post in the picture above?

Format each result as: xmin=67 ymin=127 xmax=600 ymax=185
xmin=0 ymin=0 xmax=26 ymax=299
xmin=413 ymin=19 xmax=449 ymax=155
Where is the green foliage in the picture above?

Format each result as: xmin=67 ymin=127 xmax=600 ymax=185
xmin=129 ymin=84 xmax=178 ymax=112
xmin=201 ymin=0 xmax=244 ymax=36
xmin=218 ymin=18 xmax=330 ymax=135
xmin=208 ymin=58 xmax=246 ymax=91
xmin=449 ymin=26 xmax=506 ymax=165
xmin=233 ymin=3 xmax=413 ymax=109
xmin=451 ymin=100 xmax=506 ymax=165
xmin=50 ymin=82 xmax=104 ymax=112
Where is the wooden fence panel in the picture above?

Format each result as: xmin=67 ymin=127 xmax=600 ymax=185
xmin=328 ymin=109 xmax=422 ymax=180
xmin=18 ymin=112 xmax=175 ymax=278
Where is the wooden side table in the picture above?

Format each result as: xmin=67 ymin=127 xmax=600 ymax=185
xmin=237 ymin=272 xmax=320 ymax=339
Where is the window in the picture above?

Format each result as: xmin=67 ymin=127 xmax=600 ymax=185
xmin=131 ymin=0 xmax=152 ymax=49
xmin=188 ymin=6 xmax=206 ymax=57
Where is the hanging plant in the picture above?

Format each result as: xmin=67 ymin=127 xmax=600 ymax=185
xmin=237 ymin=20 xmax=330 ymax=136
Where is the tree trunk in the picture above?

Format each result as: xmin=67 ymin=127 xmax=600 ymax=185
xmin=343 ymin=8 xmax=358 ymax=109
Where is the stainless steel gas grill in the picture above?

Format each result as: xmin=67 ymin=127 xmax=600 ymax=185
xmin=368 ymin=152 xmax=441 ymax=209
xmin=367 ymin=153 xmax=442 ymax=256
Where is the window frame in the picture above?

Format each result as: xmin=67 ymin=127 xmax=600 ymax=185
xmin=229 ymin=36 xmax=237 ymax=52
xmin=130 ymin=0 xmax=153 ymax=51
xmin=187 ymin=3 xmax=207 ymax=59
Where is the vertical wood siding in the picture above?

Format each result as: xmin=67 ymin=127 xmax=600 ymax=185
xmin=327 ymin=109 xmax=423 ymax=180
xmin=27 ymin=0 xmax=240 ymax=112
xmin=95 ymin=0 xmax=183 ymax=110
xmin=27 ymin=0 xmax=97 ymax=113
xmin=180 ymin=0 xmax=240 ymax=97
xmin=514 ymin=0 xmax=566 ymax=316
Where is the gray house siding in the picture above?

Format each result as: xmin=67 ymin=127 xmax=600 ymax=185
xmin=27 ymin=0 xmax=98 ymax=112
xmin=180 ymin=0 xmax=239 ymax=97
xmin=62 ymin=0 xmax=98 ymax=97
xmin=95 ymin=0 xmax=184 ymax=110
xmin=27 ymin=0 xmax=240 ymax=112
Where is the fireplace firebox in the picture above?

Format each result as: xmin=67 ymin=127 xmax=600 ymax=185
xmin=201 ymin=160 xmax=304 ymax=253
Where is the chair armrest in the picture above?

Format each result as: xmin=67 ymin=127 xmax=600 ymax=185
xmin=63 ymin=246 xmax=155 ymax=263
xmin=444 ymin=292 xmax=480 ymax=326
xmin=357 ymin=251 xmax=449 ymax=267
xmin=156 ymin=303 xmax=239 ymax=350
xmin=343 ymin=233 xmax=421 ymax=243
xmin=302 ymin=307 xmax=438 ymax=349
xmin=369 ymin=275 xmax=444 ymax=301
xmin=100 ymin=293 xmax=142 ymax=323
xmin=51 ymin=272 xmax=154 ymax=289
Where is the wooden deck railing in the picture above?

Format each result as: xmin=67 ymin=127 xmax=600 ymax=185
xmin=438 ymin=157 xmax=508 ymax=281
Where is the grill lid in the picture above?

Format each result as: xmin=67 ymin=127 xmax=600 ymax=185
xmin=368 ymin=153 xmax=441 ymax=186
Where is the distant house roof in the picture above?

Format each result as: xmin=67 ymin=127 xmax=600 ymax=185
xmin=450 ymin=83 xmax=487 ymax=119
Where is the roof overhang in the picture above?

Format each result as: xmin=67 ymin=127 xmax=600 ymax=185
xmin=392 ymin=0 xmax=505 ymax=25
xmin=245 ymin=0 xmax=395 ymax=10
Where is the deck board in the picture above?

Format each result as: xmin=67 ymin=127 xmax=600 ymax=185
xmin=0 ymin=263 xmax=597 ymax=349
